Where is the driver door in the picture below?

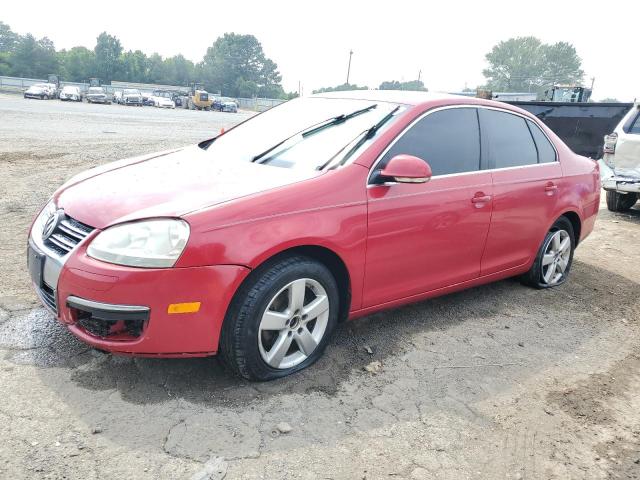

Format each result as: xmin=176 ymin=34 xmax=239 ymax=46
xmin=363 ymin=107 xmax=493 ymax=307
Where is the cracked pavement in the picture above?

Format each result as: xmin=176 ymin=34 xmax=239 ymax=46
xmin=1 ymin=95 xmax=639 ymax=479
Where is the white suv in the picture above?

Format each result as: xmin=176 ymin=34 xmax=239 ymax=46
xmin=602 ymin=103 xmax=640 ymax=211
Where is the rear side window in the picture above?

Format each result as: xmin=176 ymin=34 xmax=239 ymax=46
xmin=630 ymin=113 xmax=640 ymax=134
xmin=480 ymin=109 xmax=537 ymax=168
xmin=527 ymin=120 xmax=557 ymax=163
xmin=380 ymin=108 xmax=480 ymax=176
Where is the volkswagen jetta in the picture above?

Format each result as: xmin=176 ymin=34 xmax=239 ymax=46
xmin=28 ymin=91 xmax=600 ymax=380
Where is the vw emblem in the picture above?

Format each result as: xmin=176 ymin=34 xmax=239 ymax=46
xmin=42 ymin=209 xmax=63 ymax=241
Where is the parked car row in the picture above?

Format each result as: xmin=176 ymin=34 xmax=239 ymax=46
xmin=23 ymin=84 xmax=240 ymax=112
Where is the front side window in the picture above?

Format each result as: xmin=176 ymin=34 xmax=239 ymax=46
xmin=480 ymin=109 xmax=537 ymax=168
xmin=527 ymin=120 xmax=557 ymax=163
xmin=379 ymin=108 xmax=481 ymax=176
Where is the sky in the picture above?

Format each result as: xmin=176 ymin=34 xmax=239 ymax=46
xmin=3 ymin=0 xmax=639 ymax=101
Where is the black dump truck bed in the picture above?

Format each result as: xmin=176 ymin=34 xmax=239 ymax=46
xmin=506 ymin=101 xmax=633 ymax=159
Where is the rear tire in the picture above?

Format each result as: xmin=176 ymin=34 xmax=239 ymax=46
xmin=521 ymin=217 xmax=575 ymax=289
xmin=219 ymin=255 xmax=339 ymax=381
xmin=606 ymin=191 xmax=637 ymax=212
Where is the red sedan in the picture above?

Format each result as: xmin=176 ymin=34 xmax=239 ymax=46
xmin=28 ymin=91 xmax=600 ymax=380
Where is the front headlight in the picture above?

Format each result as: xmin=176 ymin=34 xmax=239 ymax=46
xmin=87 ymin=219 xmax=190 ymax=268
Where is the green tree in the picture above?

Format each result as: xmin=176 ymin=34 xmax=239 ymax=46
xmin=58 ymin=46 xmax=95 ymax=82
xmin=0 ymin=52 xmax=11 ymax=75
xmin=379 ymin=79 xmax=427 ymax=91
xmin=483 ymin=37 xmax=584 ymax=92
xmin=540 ymin=41 xmax=584 ymax=87
xmin=162 ymin=54 xmax=195 ymax=86
xmin=0 ymin=21 xmax=20 ymax=53
xmin=201 ymin=33 xmax=283 ymax=97
xmin=145 ymin=53 xmax=165 ymax=84
xmin=9 ymin=34 xmax=58 ymax=78
xmin=312 ymin=83 xmax=368 ymax=94
xmin=94 ymin=32 xmax=122 ymax=82
xmin=120 ymin=50 xmax=148 ymax=83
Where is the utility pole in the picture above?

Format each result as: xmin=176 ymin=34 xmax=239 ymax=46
xmin=346 ymin=50 xmax=353 ymax=85
xmin=418 ymin=69 xmax=422 ymax=82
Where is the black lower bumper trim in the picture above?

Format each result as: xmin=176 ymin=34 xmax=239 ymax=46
xmin=66 ymin=296 xmax=150 ymax=322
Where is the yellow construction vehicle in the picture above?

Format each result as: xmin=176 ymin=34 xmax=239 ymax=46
xmin=187 ymin=82 xmax=214 ymax=110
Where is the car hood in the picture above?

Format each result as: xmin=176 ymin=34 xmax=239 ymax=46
xmin=56 ymin=146 xmax=320 ymax=229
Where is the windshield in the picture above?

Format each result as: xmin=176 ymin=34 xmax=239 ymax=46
xmin=88 ymin=87 xmax=103 ymax=93
xmin=203 ymin=97 xmax=402 ymax=170
xmin=124 ymin=89 xmax=140 ymax=95
xmin=62 ymin=86 xmax=77 ymax=92
xmin=33 ymin=84 xmax=47 ymax=88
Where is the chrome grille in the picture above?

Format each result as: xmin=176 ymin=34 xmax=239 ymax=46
xmin=43 ymin=215 xmax=94 ymax=256
xmin=39 ymin=282 xmax=57 ymax=313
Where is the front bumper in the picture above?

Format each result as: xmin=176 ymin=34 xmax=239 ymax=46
xmin=29 ymin=227 xmax=250 ymax=356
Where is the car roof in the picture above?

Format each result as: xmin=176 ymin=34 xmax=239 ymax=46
xmin=310 ymin=89 xmax=536 ymax=117
xmin=310 ymin=89 xmax=463 ymax=105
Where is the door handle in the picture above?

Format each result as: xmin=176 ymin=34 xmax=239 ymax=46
xmin=545 ymin=182 xmax=558 ymax=195
xmin=471 ymin=195 xmax=492 ymax=203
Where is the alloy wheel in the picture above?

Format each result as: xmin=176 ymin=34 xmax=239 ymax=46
xmin=541 ymin=229 xmax=571 ymax=285
xmin=258 ymin=278 xmax=330 ymax=369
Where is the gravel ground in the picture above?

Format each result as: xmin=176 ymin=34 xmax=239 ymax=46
xmin=0 ymin=94 xmax=639 ymax=480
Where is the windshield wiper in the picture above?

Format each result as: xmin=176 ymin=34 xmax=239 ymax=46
xmin=300 ymin=104 xmax=378 ymax=138
xmin=251 ymin=104 xmax=378 ymax=163
xmin=318 ymin=105 xmax=401 ymax=170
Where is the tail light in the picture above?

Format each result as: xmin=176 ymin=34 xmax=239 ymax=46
xmin=603 ymin=132 xmax=618 ymax=154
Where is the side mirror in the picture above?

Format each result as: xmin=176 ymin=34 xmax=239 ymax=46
xmin=379 ymin=154 xmax=432 ymax=184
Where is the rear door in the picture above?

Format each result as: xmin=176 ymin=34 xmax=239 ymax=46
xmin=364 ymin=107 xmax=493 ymax=307
xmin=479 ymin=109 xmax=562 ymax=275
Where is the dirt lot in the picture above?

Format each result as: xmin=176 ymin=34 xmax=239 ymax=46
xmin=0 ymin=93 xmax=639 ymax=480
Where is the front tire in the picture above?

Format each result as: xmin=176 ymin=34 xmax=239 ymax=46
xmin=219 ymin=255 xmax=339 ymax=381
xmin=521 ymin=217 xmax=575 ymax=289
xmin=606 ymin=191 xmax=637 ymax=212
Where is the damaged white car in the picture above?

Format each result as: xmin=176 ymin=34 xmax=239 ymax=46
xmin=601 ymin=103 xmax=640 ymax=212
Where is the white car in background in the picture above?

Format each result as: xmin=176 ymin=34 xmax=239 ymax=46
xmin=601 ymin=103 xmax=640 ymax=211
xmin=24 ymin=83 xmax=52 ymax=100
xmin=59 ymin=85 xmax=82 ymax=102
xmin=151 ymin=91 xmax=176 ymax=109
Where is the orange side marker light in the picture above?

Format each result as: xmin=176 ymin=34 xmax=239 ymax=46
xmin=168 ymin=302 xmax=201 ymax=314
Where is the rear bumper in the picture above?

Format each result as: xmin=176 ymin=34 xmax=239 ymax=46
xmin=600 ymin=160 xmax=640 ymax=193
xmin=602 ymin=175 xmax=640 ymax=193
